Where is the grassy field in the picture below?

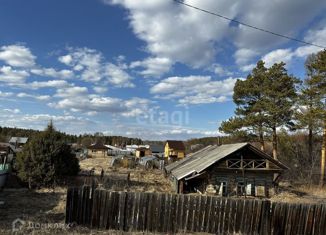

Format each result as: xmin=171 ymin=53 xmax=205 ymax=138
xmin=0 ymin=157 xmax=325 ymax=234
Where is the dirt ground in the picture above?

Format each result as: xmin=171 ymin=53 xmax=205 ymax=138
xmin=0 ymin=157 xmax=325 ymax=234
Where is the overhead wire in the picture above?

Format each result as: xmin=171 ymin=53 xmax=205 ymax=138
xmin=173 ymin=0 xmax=326 ymax=49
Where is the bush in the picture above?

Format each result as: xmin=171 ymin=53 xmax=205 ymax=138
xmin=15 ymin=122 xmax=80 ymax=188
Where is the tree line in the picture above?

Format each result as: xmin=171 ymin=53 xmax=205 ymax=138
xmin=0 ymin=126 xmax=142 ymax=146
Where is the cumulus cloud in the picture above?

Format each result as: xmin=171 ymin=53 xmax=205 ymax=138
xmin=0 ymin=44 xmax=36 ymax=67
xmin=0 ymin=91 xmax=13 ymax=97
xmin=130 ymin=57 xmax=172 ymax=77
xmin=0 ymin=66 xmax=29 ymax=84
xmin=17 ymin=92 xmax=50 ymax=101
xmin=30 ymin=68 xmax=74 ymax=79
xmin=58 ymin=47 xmax=134 ymax=87
xmin=105 ymin=0 xmax=326 ymax=75
xmin=29 ymin=80 xmax=70 ymax=89
xmin=150 ymin=75 xmax=238 ymax=105
xmin=262 ymin=49 xmax=294 ymax=67
xmin=257 ymin=25 xmax=326 ymax=68
xmin=106 ymin=0 xmax=236 ymax=74
xmin=4 ymin=108 xmax=20 ymax=114
xmin=104 ymin=63 xmax=134 ymax=87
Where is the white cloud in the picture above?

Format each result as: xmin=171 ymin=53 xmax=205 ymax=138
xmin=0 ymin=44 xmax=36 ymax=67
xmin=58 ymin=47 xmax=134 ymax=86
xmin=4 ymin=108 xmax=20 ymax=114
xmin=105 ymin=0 xmax=326 ymax=75
xmin=130 ymin=57 xmax=172 ymax=77
xmin=93 ymin=86 xmax=108 ymax=93
xmin=58 ymin=54 xmax=73 ymax=65
xmin=17 ymin=92 xmax=50 ymax=101
xmin=0 ymin=66 xmax=29 ymax=85
xmin=150 ymin=75 xmax=238 ymax=105
xmin=106 ymin=0 xmax=236 ymax=73
xmin=240 ymin=64 xmax=255 ymax=72
xmin=262 ymin=49 xmax=294 ymax=67
xmin=0 ymin=91 xmax=13 ymax=97
xmin=234 ymin=48 xmax=258 ymax=65
xmin=29 ymin=80 xmax=70 ymax=89
xmin=257 ymin=25 xmax=326 ymax=68
xmin=210 ymin=63 xmax=233 ymax=76
xmin=30 ymin=68 xmax=74 ymax=79
xmin=55 ymin=86 xmax=88 ymax=98
xmin=104 ymin=63 xmax=134 ymax=87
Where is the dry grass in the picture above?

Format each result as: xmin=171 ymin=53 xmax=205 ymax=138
xmin=270 ymin=182 xmax=326 ymax=204
xmin=0 ymin=157 xmax=175 ymax=234
xmin=1 ymin=157 xmax=325 ymax=234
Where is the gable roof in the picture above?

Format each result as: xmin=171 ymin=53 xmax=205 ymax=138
xmin=166 ymin=143 xmax=288 ymax=180
xmin=87 ymin=142 xmax=109 ymax=150
xmin=9 ymin=137 xmax=28 ymax=144
xmin=166 ymin=140 xmax=185 ymax=151
xmin=151 ymin=144 xmax=164 ymax=153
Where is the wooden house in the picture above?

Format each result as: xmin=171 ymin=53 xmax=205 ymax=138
xmin=165 ymin=143 xmax=288 ymax=197
xmin=87 ymin=142 xmax=109 ymax=158
xmin=164 ymin=140 xmax=185 ymax=160
xmin=0 ymin=143 xmax=15 ymax=163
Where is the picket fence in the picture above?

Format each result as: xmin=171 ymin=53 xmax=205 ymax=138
xmin=65 ymin=186 xmax=326 ymax=234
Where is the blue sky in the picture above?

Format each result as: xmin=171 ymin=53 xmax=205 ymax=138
xmin=0 ymin=0 xmax=325 ymax=140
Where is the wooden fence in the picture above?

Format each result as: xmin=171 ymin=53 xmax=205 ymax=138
xmin=66 ymin=186 xmax=326 ymax=234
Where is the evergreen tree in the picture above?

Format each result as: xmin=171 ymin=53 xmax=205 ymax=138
xmin=303 ymin=50 xmax=326 ymax=186
xmin=15 ymin=122 xmax=80 ymax=189
xmin=220 ymin=60 xmax=299 ymax=159
xmin=220 ymin=60 xmax=270 ymax=151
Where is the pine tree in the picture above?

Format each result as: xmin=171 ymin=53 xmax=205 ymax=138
xmin=220 ymin=60 xmax=299 ymax=159
xmin=303 ymin=50 xmax=326 ymax=186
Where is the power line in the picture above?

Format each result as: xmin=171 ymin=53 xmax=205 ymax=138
xmin=173 ymin=0 xmax=326 ymax=49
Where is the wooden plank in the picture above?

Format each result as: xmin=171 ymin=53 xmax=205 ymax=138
xmin=126 ymin=192 xmax=135 ymax=231
xmin=318 ymin=204 xmax=326 ymax=235
xmin=183 ymin=194 xmax=190 ymax=233
xmin=199 ymin=195 xmax=207 ymax=232
xmin=177 ymin=194 xmax=185 ymax=233
xmin=221 ymin=198 xmax=229 ymax=234
xmin=228 ymin=199 xmax=237 ymax=234
xmin=204 ymin=196 xmax=213 ymax=233
xmin=118 ymin=192 xmax=126 ymax=231
xmin=169 ymin=194 xmax=177 ymax=233
xmin=304 ymin=204 xmax=315 ymax=235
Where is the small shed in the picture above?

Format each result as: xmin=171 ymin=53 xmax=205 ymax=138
xmin=9 ymin=137 xmax=28 ymax=149
xmin=165 ymin=143 xmax=288 ymax=197
xmin=135 ymin=147 xmax=152 ymax=159
xmin=87 ymin=142 xmax=109 ymax=158
xmin=164 ymin=140 xmax=185 ymax=160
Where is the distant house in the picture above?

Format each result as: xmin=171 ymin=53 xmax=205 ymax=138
xmin=150 ymin=144 xmax=164 ymax=157
xmin=164 ymin=140 xmax=185 ymax=160
xmin=87 ymin=142 xmax=109 ymax=158
xmin=9 ymin=137 xmax=28 ymax=149
xmin=165 ymin=143 xmax=288 ymax=197
xmin=135 ymin=147 xmax=152 ymax=159
xmin=0 ymin=143 xmax=16 ymax=162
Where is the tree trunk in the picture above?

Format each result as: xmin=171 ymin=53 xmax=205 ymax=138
xmin=320 ymin=120 xmax=326 ymax=187
xmin=272 ymin=126 xmax=278 ymax=159
xmin=308 ymin=127 xmax=313 ymax=168
xmin=259 ymin=127 xmax=265 ymax=152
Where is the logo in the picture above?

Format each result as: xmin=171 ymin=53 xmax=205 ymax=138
xmin=12 ymin=218 xmax=25 ymax=232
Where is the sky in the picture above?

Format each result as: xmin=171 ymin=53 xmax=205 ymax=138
xmin=0 ymin=0 xmax=325 ymax=140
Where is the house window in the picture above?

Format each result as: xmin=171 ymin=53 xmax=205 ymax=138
xmin=217 ymin=181 xmax=228 ymax=196
xmin=237 ymin=181 xmax=245 ymax=195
